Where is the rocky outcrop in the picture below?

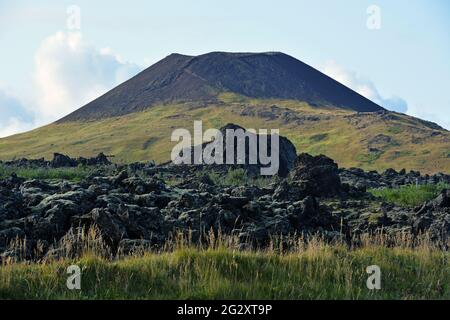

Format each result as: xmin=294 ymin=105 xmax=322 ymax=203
xmin=339 ymin=167 xmax=450 ymax=190
xmin=290 ymin=153 xmax=342 ymax=197
xmin=174 ymin=123 xmax=297 ymax=177
xmin=411 ymin=189 xmax=450 ymax=239
xmin=1 ymin=153 xmax=111 ymax=168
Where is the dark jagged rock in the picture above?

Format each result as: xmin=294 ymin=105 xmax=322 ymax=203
xmin=77 ymin=153 xmax=111 ymax=166
xmin=3 ymin=152 xmax=112 ymax=168
xmin=289 ymin=153 xmax=342 ymax=197
xmin=429 ymin=189 xmax=450 ymax=209
xmin=174 ymin=123 xmax=297 ymax=177
xmin=339 ymin=167 xmax=450 ymax=190
xmin=51 ymin=153 xmax=78 ymax=168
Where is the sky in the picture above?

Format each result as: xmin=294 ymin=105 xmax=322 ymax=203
xmin=0 ymin=0 xmax=449 ymax=137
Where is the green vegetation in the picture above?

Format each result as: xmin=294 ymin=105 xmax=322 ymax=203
xmin=369 ymin=183 xmax=450 ymax=207
xmin=206 ymin=168 xmax=277 ymax=188
xmin=154 ymin=168 xmax=277 ymax=188
xmin=1 ymin=235 xmax=448 ymax=300
xmin=0 ymin=165 xmax=94 ymax=182
xmin=356 ymin=151 xmax=384 ymax=164
xmin=388 ymin=151 xmax=415 ymax=160
xmin=387 ymin=126 xmax=404 ymax=135
xmin=309 ymin=133 xmax=328 ymax=142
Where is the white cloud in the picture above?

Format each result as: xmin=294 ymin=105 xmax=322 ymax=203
xmin=321 ymin=60 xmax=408 ymax=113
xmin=33 ymin=31 xmax=142 ymax=121
xmin=0 ymin=117 xmax=36 ymax=138
xmin=320 ymin=61 xmax=450 ymax=129
xmin=406 ymin=104 xmax=450 ymax=130
xmin=0 ymin=88 xmax=37 ymax=138
xmin=0 ymin=31 xmax=143 ymax=138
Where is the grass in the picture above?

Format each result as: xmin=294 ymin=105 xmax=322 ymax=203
xmin=369 ymin=183 xmax=450 ymax=207
xmin=206 ymin=168 xmax=278 ymax=188
xmin=154 ymin=168 xmax=277 ymax=188
xmin=356 ymin=150 xmax=384 ymax=164
xmin=1 ymin=230 xmax=448 ymax=300
xmin=0 ymin=165 xmax=95 ymax=182
xmin=387 ymin=126 xmax=404 ymax=135
xmin=309 ymin=133 xmax=328 ymax=142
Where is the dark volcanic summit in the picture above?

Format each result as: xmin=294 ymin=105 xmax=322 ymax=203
xmin=59 ymin=52 xmax=384 ymax=122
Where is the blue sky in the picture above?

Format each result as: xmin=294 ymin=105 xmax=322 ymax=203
xmin=0 ymin=0 xmax=449 ymax=136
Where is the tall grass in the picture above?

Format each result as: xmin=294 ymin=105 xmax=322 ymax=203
xmin=369 ymin=183 xmax=450 ymax=207
xmin=1 ymin=228 xmax=448 ymax=300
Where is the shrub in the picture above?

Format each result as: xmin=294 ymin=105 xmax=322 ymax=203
xmin=369 ymin=183 xmax=450 ymax=207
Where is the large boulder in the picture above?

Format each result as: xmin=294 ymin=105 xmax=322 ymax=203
xmin=71 ymin=208 xmax=127 ymax=247
xmin=429 ymin=189 xmax=450 ymax=209
xmin=289 ymin=153 xmax=342 ymax=197
xmin=51 ymin=153 xmax=77 ymax=168
xmin=173 ymin=123 xmax=297 ymax=177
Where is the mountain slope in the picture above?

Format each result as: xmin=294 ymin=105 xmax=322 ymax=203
xmin=1 ymin=94 xmax=449 ymax=174
xmin=1 ymin=52 xmax=448 ymax=173
xmin=59 ymin=52 xmax=383 ymax=122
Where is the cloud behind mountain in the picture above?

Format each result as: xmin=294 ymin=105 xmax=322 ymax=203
xmin=0 ymin=88 xmax=35 ymax=137
xmin=33 ymin=31 xmax=143 ymax=120
xmin=321 ymin=60 xmax=408 ymax=113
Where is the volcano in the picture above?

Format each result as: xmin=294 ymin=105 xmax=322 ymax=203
xmin=1 ymin=52 xmax=449 ymax=174
xmin=59 ymin=52 xmax=383 ymax=122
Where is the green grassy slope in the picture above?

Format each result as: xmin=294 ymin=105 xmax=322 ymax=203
xmin=1 ymin=94 xmax=449 ymax=173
